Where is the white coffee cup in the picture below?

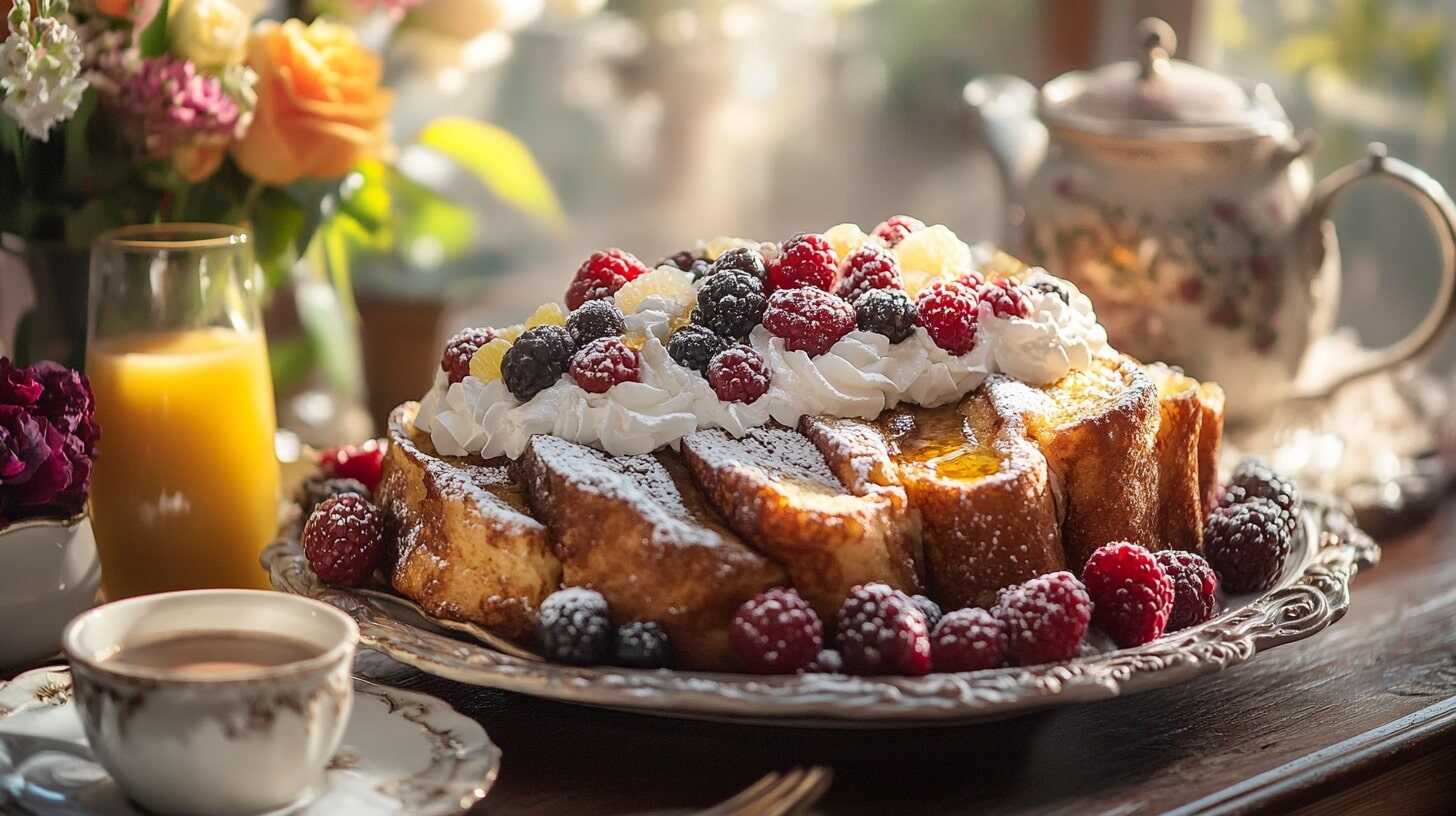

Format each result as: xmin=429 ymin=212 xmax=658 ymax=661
xmin=62 ymin=589 xmax=358 ymax=816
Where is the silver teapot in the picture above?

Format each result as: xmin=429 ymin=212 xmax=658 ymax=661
xmin=966 ymin=18 xmax=1456 ymax=420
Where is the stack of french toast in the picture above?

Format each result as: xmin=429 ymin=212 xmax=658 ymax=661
xmin=380 ymin=355 xmax=1223 ymax=671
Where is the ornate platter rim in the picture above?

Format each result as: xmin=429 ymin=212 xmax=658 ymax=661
xmin=265 ymin=495 xmax=1379 ymax=727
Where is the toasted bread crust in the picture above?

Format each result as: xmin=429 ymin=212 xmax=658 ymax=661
xmin=681 ymin=425 xmax=923 ymax=621
xmin=381 ymin=403 xmax=560 ymax=640
xmin=1195 ymin=381 xmax=1226 ymax=516
xmin=1002 ymin=356 xmax=1161 ymax=567
xmin=1146 ymin=366 xmax=1204 ymax=552
xmin=519 ymin=436 xmax=787 ymax=670
xmin=866 ymin=386 xmax=1063 ymax=610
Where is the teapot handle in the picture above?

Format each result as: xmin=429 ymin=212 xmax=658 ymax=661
xmin=1291 ymin=143 xmax=1456 ymax=400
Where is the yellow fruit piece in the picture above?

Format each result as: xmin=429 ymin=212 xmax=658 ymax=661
xmin=614 ymin=266 xmax=696 ymax=315
xmin=894 ymin=225 xmax=973 ymax=297
xmin=469 ymin=338 xmax=513 ymax=383
xmin=703 ymin=235 xmax=757 ymax=261
xmin=824 ymin=222 xmax=868 ymax=263
xmin=668 ymin=308 xmax=695 ymax=334
xmin=622 ymin=330 xmax=648 ymax=351
xmin=524 ymin=302 xmax=567 ymax=328
xmin=497 ymin=324 xmax=524 ymax=342
xmin=982 ymin=250 xmax=1030 ymax=283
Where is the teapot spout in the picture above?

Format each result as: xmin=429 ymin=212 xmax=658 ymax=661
xmin=964 ymin=74 xmax=1047 ymax=197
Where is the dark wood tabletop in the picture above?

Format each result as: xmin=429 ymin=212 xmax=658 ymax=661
xmin=362 ymin=503 xmax=1456 ymax=816
xmin=9 ymin=506 xmax=1455 ymax=815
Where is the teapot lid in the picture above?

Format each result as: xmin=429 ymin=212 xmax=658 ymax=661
xmin=1040 ymin=18 xmax=1288 ymax=138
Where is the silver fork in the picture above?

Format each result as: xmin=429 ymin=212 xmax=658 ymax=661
xmin=699 ymin=766 xmax=833 ymax=816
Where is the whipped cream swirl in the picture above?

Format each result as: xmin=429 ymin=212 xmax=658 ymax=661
xmin=416 ymin=269 xmax=1111 ymax=458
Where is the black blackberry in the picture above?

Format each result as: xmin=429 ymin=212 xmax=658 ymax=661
xmin=1204 ymin=497 xmax=1290 ymax=593
xmin=537 ymin=588 xmax=613 ymax=665
xmin=697 ymin=271 xmax=767 ymax=339
xmin=501 ymin=325 xmax=575 ymax=402
xmin=854 ymin=288 xmax=917 ymax=343
xmin=1031 ymin=279 xmax=1071 ymax=304
xmin=666 ymin=324 xmax=729 ymax=374
xmin=1222 ymin=458 xmax=1301 ymax=536
xmin=657 ymin=249 xmax=701 ymax=272
xmin=612 ymin=620 xmax=674 ymax=669
xmin=909 ymin=594 xmax=943 ymax=631
xmin=708 ymin=247 xmax=768 ymax=282
xmin=565 ymin=299 xmax=625 ymax=347
xmin=299 ymin=476 xmax=370 ymax=518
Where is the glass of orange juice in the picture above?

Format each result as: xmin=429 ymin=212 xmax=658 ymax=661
xmin=86 ymin=224 xmax=280 ymax=598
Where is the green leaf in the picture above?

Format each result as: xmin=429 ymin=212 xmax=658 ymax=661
xmin=266 ymin=335 xmax=316 ymax=393
xmin=138 ymin=0 xmax=170 ymax=58
xmin=62 ymin=91 xmax=96 ymax=192
xmin=415 ymin=117 xmax=566 ymax=235
xmin=251 ymin=189 xmax=307 ymax=291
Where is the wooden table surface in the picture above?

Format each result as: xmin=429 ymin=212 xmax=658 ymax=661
xmin=364 ymin=503 xmax=1456 ymax=816
xmin=9 ymin=506 xmax=1455 ymax=814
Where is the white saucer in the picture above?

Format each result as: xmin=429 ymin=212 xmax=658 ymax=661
xmin=0 ymin=667 xmax=499 ymax=815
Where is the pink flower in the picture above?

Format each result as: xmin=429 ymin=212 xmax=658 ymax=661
xmin=122 ymin=56 xmax=243 ymax=158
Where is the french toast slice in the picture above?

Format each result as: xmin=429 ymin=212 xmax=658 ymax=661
xmin=999 ymin=355 xmax=1161 ymax=567
xmin=519 ymin=435 xmax=787 ymax=670
xmin=857 ymin=384 xmax=1063 ymax=610
xmin=1145 ymin=365 xmax=1207 ymax=553
xmin=680 ymin=424 xmax=923 ymax=621
xmin=380 ymin=403 xmax=560 ymax=641
xmin=1144 ymin=363 xmax=1227 ymax=550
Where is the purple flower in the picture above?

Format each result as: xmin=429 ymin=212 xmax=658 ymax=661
xmin=0 ymin=358 xmax=98 ymax=525
xmin=0 ymin=358 xmax=44 ymax=406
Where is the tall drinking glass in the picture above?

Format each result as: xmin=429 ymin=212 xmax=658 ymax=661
xmin=87 ymin=224 xmax=280 ymax=598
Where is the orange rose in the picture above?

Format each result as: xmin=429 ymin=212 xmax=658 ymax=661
xmin=232 ymin=19 xmax=392 ymax=186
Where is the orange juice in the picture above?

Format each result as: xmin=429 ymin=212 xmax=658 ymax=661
xmin=87 ymin=327 xmax=280 ymax=597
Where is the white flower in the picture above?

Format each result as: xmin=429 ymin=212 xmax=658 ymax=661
xmin=0 ymin=0 xmax=88 ymax=141
xmin=167 ymin=0 xmax=254 ymax=68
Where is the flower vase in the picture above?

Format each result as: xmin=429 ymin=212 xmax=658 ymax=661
xmin=0 ymin=514 xmax=100 ymax=669
xmin=0 ymin=234 xmax=89 ymax=369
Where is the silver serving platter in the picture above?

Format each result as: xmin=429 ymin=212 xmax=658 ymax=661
xmin=265 ymin=495 xmax=1378 ymax=728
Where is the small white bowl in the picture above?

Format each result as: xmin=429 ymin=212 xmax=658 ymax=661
xmin=62 ymin=589 xmax=358 ymax=816
xmin=0 ymin=514 xmax=100 ymax=669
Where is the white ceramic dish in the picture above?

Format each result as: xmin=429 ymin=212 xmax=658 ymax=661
xmin=266 ymin=494 xmax=1379 ymax=728
xmin=0 ymin=516 xmax=99 ymax=671
xmin=0 ymin=666 xmax=499 ymax=816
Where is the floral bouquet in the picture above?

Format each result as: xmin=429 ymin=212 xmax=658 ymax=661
xmin=0 ymin=0 xmax=393 ymax=280
xmin=0 ymin=357 xmax=97 ymax=528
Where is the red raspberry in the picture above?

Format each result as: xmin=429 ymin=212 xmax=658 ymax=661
xmin=870 ymin=215 xmax=926 ymax=248
xmin=834 ymin=243 xmax=903 ymax=303
xmin=915 ymin=283 xmax=981 ymax=355
xmin=729 ymin=587 xmax=823 ymax=674
xmin=565 ymin=248 xmax=648 ymax=310
xmin=441 ymin=327 xmax=496 ymax=384
xmin=568 ymin=337 xmax=641 ymax=393
xmin=931 ymin=608 xmax=1007 ymax=672
xmin=319 ymin=440 xmax=386 ymax=492
xmin=762 ymin=288 xmax=856 ymax=356
xmin=979 ymin=280 xmax=1034 ymax=319
xmin=835 ymin=583 xmax=932 ymax=676
xmin=995 ymin=571 xmax=1091 ymax=666
xmin=1081 ymin=542 xmax=1175 ymax=647
xmin=706 ymin=345 xmax=770 ymax=404
xmin=1155 ymin=550 xmax=1220 ymax=631
xmin=302 ymin=493 xmax=386 ymax=586
xmin=768 ymin=233 xmax=838 ymax=292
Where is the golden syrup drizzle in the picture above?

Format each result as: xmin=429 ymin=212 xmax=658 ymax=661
xmin=889 ymin=408 xmax=1003 ymax=481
